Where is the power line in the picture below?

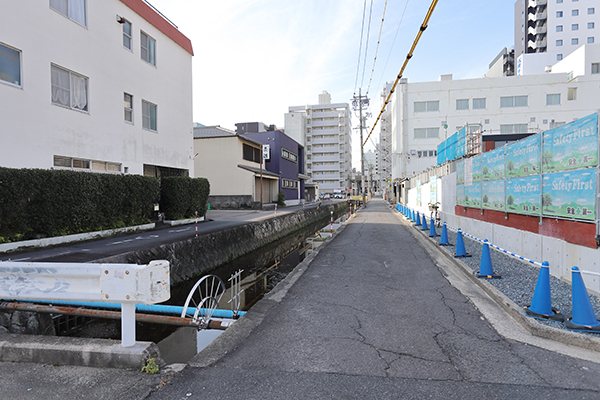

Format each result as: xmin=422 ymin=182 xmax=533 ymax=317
xmin=363 ymin=0 xmax=439 ymax=148
xmin=374 ymin=0 xmax=410 ymax=98
xmin=353 ymin=0 xmax=368 ymax=96
xmin=360 ymin=0 xmax=374 ymax=90
xmin=365 ymin=0 xmax=388 ymax=97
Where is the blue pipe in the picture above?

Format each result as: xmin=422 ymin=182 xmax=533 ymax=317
xmin=3 ymin=299 xmax=246 ymax=319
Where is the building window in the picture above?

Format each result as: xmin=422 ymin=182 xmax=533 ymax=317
xmin=557 ymin=39 xmax=563 ymax=46
xmin=414 ymin=100 xmax=439 ymax=112
xmin=0 ymin=42 xmax=21 ymax=86
xmin=142 ymin=100 xmax=157 ymax=131
xmin=473 ymin=98 xmax=486 ymax=109
xmin=546 ymin=93 xmax=561 ymax=105
xmin=414 ymin=127 xmax=439 ymax=139
xmin=568 ymin=87 xmax=577 ymax=100
xmin=592 ymin=63 xmax=600 ymax=74
xmin=141 ymin=31 xmax=156 ymax=66
xmin=557 ymin=53 xmax=563 ymax=60
xmin=281 ymin=148 xmax=298 ymax=163
xmin=500 ymin=95 xmax=528 ymax=108
xmin=557 ymin=11 xmax=563 ymax=17
xmin=589 ymin=22 xmax=596 ymax=29
xmin=50 ymin=0 xmax=86 ymax=27
xmin=124 ymin=93 xmax=133 ymax=123
xmin=122 ymin=19 xmax=132 ymax=50
xmin=242 ymin=143 xmax=261 ymax=163
xmin=500 ymin=124 xmax=528 ymax=134
xmin=54 ymin=155 xmax=121 ymax=172
xmin=557 ymin=0 xmax=563 ymax=3
xmin=572 ymin=23 xmax=579 ymax=30
xmin=557 ymin=25 xmax=563 ymax=32
xmin=588 ymin=37 xmax=595 ymax=43
xmin=572 ymin=9 xmax=579 ymax=16
xmin=589 ymin=8 xmax=595 ymax=14
xmin=572 ymin=38 xmax=579 ymax=45
xmin=51 ymin=64 xmax=88 ymax=111
xmin=456 ymin=99 xmax=469 ymax=110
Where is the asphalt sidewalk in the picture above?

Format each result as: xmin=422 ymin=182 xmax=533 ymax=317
xmin=2 ymin=199 xmax=600 ymax=399
xmin=146 ymin=199 xmax=600 ymax=399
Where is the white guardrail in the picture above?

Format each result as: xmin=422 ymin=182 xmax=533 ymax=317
xmin=0 ymin=260 xmax=170 ymax=347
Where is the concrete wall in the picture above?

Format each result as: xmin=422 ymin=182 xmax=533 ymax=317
xmin=207 ymin=195 xmax=258 ymax=210
xmin=96 ymin=202 xmax=349 ymax=285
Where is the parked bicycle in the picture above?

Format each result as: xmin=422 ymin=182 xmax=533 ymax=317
xmin=429 ymin=202 xmax=441 ymax=227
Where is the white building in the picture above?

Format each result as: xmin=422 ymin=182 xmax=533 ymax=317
xmin=390 ymin=43 xmax=600 ymax=181
xmin=378 ymin=82 xmax=393 ymax=197
xmin=0 ymin=0 xmax=194 ymax=177
xmin=285 ymin=91 xmax=352 ymax=194
xmin=515 ymin=0 xmax=599 ymax=62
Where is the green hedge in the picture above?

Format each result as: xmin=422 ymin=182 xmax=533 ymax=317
xmin=0 ymin=167 xmax=160 ymax=242
xmin=159 ymin=176 xmax=210 ymax=220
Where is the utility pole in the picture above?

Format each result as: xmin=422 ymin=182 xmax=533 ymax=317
xmin=352 ymin=89 xmax=370 ymax=204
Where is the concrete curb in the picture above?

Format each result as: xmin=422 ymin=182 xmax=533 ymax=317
xmin=163 ymin=217 xmax=204 ymax=226
xmin=393 ymin=209 xmax=600 ymax=353
xmin=187 ymin=212 xmax=352 ymax=369
xmin=0 ymin=333 xmax=162 ymax=370
xmin=0 ymin=223 xmax=156 ymax=254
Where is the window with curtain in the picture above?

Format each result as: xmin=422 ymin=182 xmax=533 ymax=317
xmin=0 ymin=42 xmax=21 ymax=86
xmin=500 ymin=95 xmax=528 ymax=108
xmin=546 ymin=93 xmax=561 ymax=105
xmin=456 ymin=99 xmax=469 ymax=110
xmin=473 ymin=98 xmax=486 ymax=109
xmin=124 ymin=93 xmax=133 ymax=122
xmin=141 ymin=32 xmax=156 ymax=65
xmin=123 ymin=20 xmax=132 ymax=50
xmin=51 ymin=64 xmax=88 ymax=111
xmin=50 ymin=0 xmax=86 ymax=27
xmin=142 ymin=100 xmax=157 ymax=131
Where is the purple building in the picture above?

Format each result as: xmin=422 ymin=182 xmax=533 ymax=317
xmin=242 ymin=130 xmax=307 ymax=205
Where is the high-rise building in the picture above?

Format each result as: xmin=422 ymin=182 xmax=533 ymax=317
xmin=285 ymin=91 xmax=352 ymax=194
xmin=515 ymin=0 xmax=599 ymax=62
xmin=378 ymin=82 xmax=393 ymax=197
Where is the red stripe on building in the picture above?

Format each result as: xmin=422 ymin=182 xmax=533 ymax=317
xmin=120 ymin=0 xmax=194 ymax=56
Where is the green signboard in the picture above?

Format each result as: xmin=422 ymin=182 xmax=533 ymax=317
xmin=482 ymin=180 xmax=505 ymax=211
xmin=482 ymin=147 xmax=505 ymax=181
xmin=506 ymin=133 xmax=541 ymax=178
xmin=542 ymin=113 xmax=598 ymax=173
xmin=542 ymin=169 xmax=596 ymax=221
xmin=506 ymin=176 xmax=542 ymax=216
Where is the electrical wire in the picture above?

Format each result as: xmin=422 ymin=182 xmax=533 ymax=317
xmin=374 ymin=0 xmax=410 ymax=96
xmin=362 ymin=0 xmax=439 ymax=148
xmin=353 ymin=0 xmax=368 ymax=96
xmin=365 ymin=0 xmax=388 ymax=97
xmin=360 ymin=0 xmax=375 ymax=89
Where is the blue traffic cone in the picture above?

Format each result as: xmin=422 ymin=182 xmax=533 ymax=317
xmin=416 ymin=212 xmax=421 ymax=227
xmin=429 ymin=217 xmax=438 ymax=237
xmin=565 ymin=266 xmax=600 ymax=332
xmin=439 ymin=222 xmax=450 ymax=246
xmin=421 ymin=215 xmax=428 ymax=230
xmin=523 ymin=262 xmax=564 ymax=321
xmin=474 ymin=239 xmax=500 ymax=278
xmin=453 ymin=229 xmax=471 ymax=257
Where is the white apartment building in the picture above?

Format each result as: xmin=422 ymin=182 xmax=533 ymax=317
xmin=515 ymin=0 xmax=599 ymax=62
xmin=0 ymin=0 xmax=194 ymax=177
xmin=285 ymin=91 xmax=352 ymax=194
xmin=378 ymin=82 xmax=393 ymax=196
xmin=363 ymin=149 xmax=379 ymax=192
xmin=390 ymin=43 xmax=600 ymax=181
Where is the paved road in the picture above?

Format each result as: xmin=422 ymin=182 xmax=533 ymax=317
xmin=147 ymin=199 xmax=600 ymax=399
xmin=0 ymin=200 xmax=340 ymax=263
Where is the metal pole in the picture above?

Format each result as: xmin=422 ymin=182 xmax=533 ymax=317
xmin=260 ymin=148 xmax=264 ymax=208
xmin=121 ymin=302 xmax=136 ymax=347
xmin=195 ymin=211 xmax=198 ymax=238
xmin=359 ymin=88 xmax=366 ymax=205
xmin=330 ymin=211 xmax=333 ymax=234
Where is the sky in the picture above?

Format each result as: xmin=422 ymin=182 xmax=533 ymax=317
xmin=147 ymin=0 xmax=514 ymax=166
